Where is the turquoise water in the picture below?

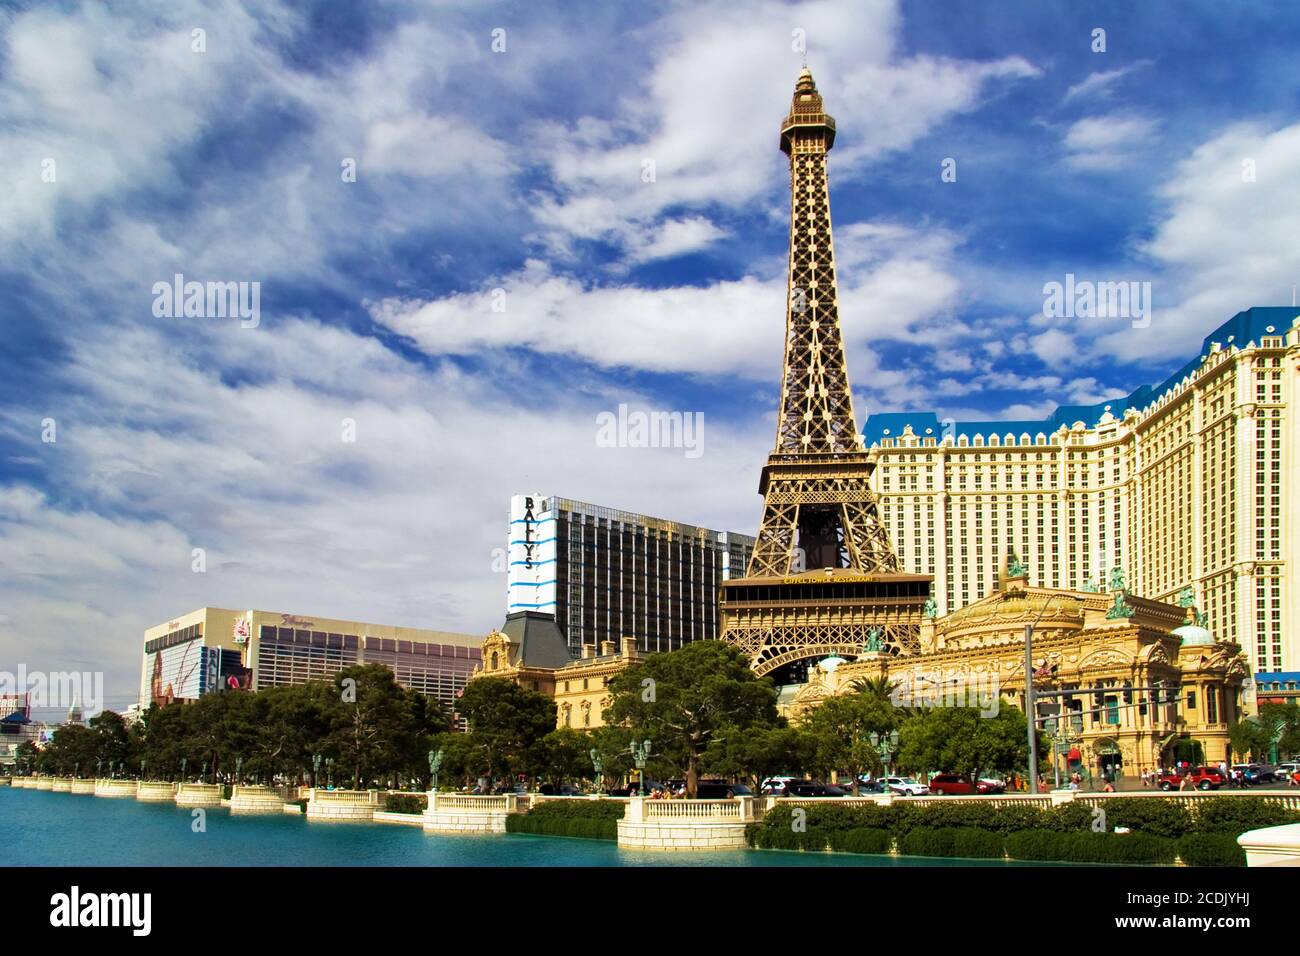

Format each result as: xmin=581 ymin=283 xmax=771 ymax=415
xmin=1 ymin=788 xmax=1028 ymax=867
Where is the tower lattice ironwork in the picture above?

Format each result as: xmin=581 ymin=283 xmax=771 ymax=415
xmin=720 ymin=69 xmax=931 ymax=678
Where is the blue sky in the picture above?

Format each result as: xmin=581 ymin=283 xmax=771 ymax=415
xmin=2 ymin=0 xmax=1299 ymax=711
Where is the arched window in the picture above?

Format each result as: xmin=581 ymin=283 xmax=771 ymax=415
xmin=490 ymin=652 xmax=498 ymax=669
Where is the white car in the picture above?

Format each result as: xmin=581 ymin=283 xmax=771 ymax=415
xmin=882 ymin=775 xmax=929 ymax=796
xmin=761 ymin=776 xmax=798 ymax=794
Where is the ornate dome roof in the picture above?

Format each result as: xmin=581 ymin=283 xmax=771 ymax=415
xmin=1172 ymin=623 xmax=1215 ymax=647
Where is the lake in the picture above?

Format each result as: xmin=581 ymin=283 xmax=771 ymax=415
xmin=1 ymin=787 xmax=1030 ymax=867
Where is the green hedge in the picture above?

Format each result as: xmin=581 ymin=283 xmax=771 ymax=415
xmin=827 ymin=828 xmax=893 ymax=855
xmin=383 ymin=793 xmax=427 ymax=814
xmin=1004 ymin=830 xmax=1176 ymax=865
xmin=1192 ymin=797 xmax=1300 ymax=835
xmin=522 ymin=799 xmax=627 ymax=821
xmin=503 ymin=798 xmax=626 ymax=841
xmin=1091 ymin=798 xmax=1194 ymax=838
xmin=745 ymin=796 xmax=1292 ymax=864
xmin=1176 ymin=833 xmax=1246 ymax=868
xmin=506 ymin=815 xmax=618 ymax=840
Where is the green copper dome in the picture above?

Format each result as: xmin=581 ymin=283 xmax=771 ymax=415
xmin=1172 ymin=623 xmax=1215 ymax=647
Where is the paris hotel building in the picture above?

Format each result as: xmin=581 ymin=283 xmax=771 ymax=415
xmin=862 ymin=307 xmax=1299 ymax=681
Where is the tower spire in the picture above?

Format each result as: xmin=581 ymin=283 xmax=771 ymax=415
xmin=775 ymin=67 xmax=851 ymax=454
xmin=719 ymin=68 xmax=929 ymax=680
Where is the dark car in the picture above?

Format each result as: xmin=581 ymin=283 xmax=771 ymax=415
xmin=538 ymin=782 xmax=583 ymax=796
xmin=694 ymin=780 xmax=753 ymax=799
xmin=1232 ymin=764 xmax=1275 ymax=784
xmin=783 ymin=781 xmax=848 ymax=797
xmin=852 ymin=779 xmax=886 ymax=794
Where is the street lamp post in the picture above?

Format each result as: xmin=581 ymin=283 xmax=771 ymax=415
xmin=630 ymin=739 xmax=652 ymax=796
xmin=1024 ymin=624 xmax=1038 ymax=793
xmin=869 ymin=730 xmax=900 ymax=778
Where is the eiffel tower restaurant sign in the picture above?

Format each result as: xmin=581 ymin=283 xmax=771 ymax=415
xmin=719 ymin=69 xmax=932 ymax=683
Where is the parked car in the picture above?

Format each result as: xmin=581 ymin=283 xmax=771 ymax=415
xmin=1229 ymin=763 xmax=1276 ymax=785
xmin=538 ymin=782 xmax=583 ymax=796
xmin=1158 ymin=766 xmax=1224 ymax=791
xmin=927 ymin=774 xmax=1005 ymax=795
xmin=881 ymin=775 xmax=929 ymax=796
xmin=694 ymin=780 xmax=753 ymax=799
xmin=928 ymin=774 xmax=977 ymax=795
xmin=782 ymin=781 xmax=849 ymax=797
xmin=762 ymin=776 xmax=799 ymax=794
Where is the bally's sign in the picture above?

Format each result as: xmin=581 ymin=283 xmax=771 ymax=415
xmin=507 ymin=494 xmax=557 ymax=614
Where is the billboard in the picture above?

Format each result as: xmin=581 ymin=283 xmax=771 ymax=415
xmin=147 ymin=637 xmax=207 ymax=705
xmin=507 ymin=494 xmax=556 ymax=615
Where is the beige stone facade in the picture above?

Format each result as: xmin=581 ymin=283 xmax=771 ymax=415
xmin=864 ymin=308 xmax=1298 ymax=676
xmin=791 ymin=570 xmax=1249 ymax=775
xmin=475 ymin=628 xmax=640 ymax=729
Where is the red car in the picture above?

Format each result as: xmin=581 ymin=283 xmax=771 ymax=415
xmin=928 ymin=774 xmax=1003 ymax=795
xmin=1158 ymin=766 xmax=1224 ymax=791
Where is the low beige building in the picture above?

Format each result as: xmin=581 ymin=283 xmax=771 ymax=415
xmin=794 ymin=563 xmax=1249 ymax=776
xmin=475 ymin=611 xmax=641 ymax=729
xmin=140 ymin=607 xmax=481 ymax=722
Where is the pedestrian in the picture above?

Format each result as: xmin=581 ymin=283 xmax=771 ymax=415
xmin=1179 ymin=772 xmax=1193 ymax=792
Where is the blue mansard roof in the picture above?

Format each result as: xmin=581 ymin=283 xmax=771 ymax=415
xmin=862 ymin=307 xmax=1299 ymax=446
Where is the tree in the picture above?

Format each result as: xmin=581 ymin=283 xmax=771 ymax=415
xmin=897 ymin=705 xmax=1029 ymax=780
xmin=1257 ymin=703 xmax=1300 ymax=762
xmin=14 ymin=739 xmax=39 ymax=775
xmin=800 ymin=692 xmax=897 ymax=792
xmin=326 ymin=665 xmax=432 ymax=789
xmin=604 ymin=641 xmax=779 ymax=797
xmin=89 ymin=710 xmax=137 ymax=773
xmin=1227 ymin=718 xmax=1266 ymax=763
xmin=539 ymin=728 xmax=593 ymax=787
xmin=702 ymin=724 xmax=813 ymax=793
xmin=457 ymin=677 xmax=556 ymax=786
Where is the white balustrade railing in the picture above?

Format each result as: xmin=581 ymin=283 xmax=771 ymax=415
xmin=644 ymin=799 xmax=740 ymax=819
xmin=310 ymin=789 xmax=378 ymax=805
xmin=434 ymin=794 xmax=511 ymax=811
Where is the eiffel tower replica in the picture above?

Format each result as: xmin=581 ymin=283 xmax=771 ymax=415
xmin=720 ymin=68 xmax=932 ymax=680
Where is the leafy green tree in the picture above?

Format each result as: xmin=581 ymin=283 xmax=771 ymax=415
xmin=702 ymin=724 xmax=813 ymax=793
xmin=605 ymin=641 xmax=779 ymax=796
xmin=89 ymin=711 xmax=138 ymax=773
xmin=326 ymin=665 xmax=432 ymax=789
xmin=800 ymin=692 xmax=897 ymax=792
xmin=429 ymin=729 xmax=481 ymax=790
xmin=1227 ymin=719 xmax=1266 ymax=763
xmin=897 ymin=705 xmax=1029 ymax=780
xmin=14 ymin=739 xmax=39 ymax=775
xmin=39 ymin=723 xmax=97 ymax=775
xmin=457 ymin=677 xmax=556 ymax=786
xmin=141 ymin=701 xmax=194 ymax=779
xmin=540 ymin=728 xmax=594 ymax=787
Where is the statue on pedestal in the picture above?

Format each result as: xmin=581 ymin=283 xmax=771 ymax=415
xmin=427 ymin=749 xmax=443 ymax=791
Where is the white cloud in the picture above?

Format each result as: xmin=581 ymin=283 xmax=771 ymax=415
xmin=1063 ymin=61 xmax=1151 ymax=102
xmin=1063 ymin=113 xmax=1159 ymax=170
xmin=1097 ymin=121 xmax=1300 ymax=362
xmin=530 ymin=0 xmax=1038 ymax=256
